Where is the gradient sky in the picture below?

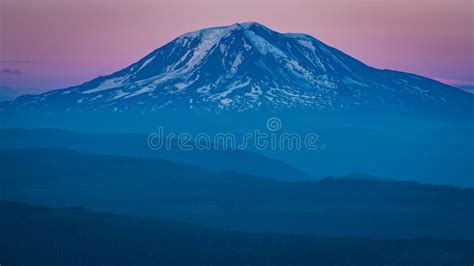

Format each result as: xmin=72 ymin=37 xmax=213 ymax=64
xmin=1 ymin=0 xmax=473 ymax=94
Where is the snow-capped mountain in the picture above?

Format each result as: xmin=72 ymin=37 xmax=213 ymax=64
xmin=4 ymin=22 xmax=473 ymax=113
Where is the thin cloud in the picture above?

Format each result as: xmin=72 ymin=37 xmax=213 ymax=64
xmin=0 ymin=68 xmax=23 ymax=75
xmin=0 ymin=60 xmax=38 ymax=64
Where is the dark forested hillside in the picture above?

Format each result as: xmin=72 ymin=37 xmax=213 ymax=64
xmin=1 ymin=148 xmax=473 ymax=239
xmin=1 ymin=201 xmax=473 ymax=266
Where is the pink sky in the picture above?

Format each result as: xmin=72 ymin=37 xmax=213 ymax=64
xmin=0 ymin=0 xmax=473 ymax=93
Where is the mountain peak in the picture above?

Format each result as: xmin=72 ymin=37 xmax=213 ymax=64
xmin=177 ymin=22 xmax=271 ymax=41
xmin=235 ymin=21 xmax=268 ymax=29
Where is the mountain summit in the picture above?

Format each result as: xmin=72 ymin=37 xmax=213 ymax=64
xmin=4 ymin=22 xmax=473 ymax=114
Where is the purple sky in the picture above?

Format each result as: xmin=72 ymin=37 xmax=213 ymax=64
xmin=1 ymin=0 xmax=473 ymax=94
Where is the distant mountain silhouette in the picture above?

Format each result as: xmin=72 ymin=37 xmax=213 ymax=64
xmin=0 ymin=86 xmax=24 ymax=102
xmin=1 ymin=148 xmax=473 ymax=239
xmin=1 ymin=122 xmax=472 ymax=187
xmin=0 ymin=128 xmax=310 ymax=181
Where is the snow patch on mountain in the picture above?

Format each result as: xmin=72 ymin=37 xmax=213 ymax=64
xmin=230 ymin=52 xmax=243 ymax=74
xmin=83 ymin=76 xmax=128 ymax=94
